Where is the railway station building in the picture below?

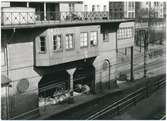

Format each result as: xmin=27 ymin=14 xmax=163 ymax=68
xmin=1 ymin=0 xmax=134 ymax=119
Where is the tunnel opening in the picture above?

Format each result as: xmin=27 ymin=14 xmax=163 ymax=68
xmin=38 ymin=71 xmax=70 ymax=106
xmin=73 ymin=62 xmax=95 ymax=94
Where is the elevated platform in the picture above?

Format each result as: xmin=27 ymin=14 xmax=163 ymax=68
xmin=2 ymin=19 xmax=134 ymax=30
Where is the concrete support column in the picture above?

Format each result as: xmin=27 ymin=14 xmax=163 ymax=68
xmin=26 ymin=2 xmax=29 ymax=7
xmin=67 ymin=68 xmax=76 ymax=96
xmin=44 ymin=2 xmax=46 ymax=21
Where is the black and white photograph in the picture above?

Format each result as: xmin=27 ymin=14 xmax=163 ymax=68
xmin=1 ymin=0 xmax=166 ymax=120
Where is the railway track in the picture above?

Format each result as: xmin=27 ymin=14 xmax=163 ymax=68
xmin=86 ymin=78 xmax=166 ymax=120
xmin=45 ymin=75 xmax=165 ymax=120
xmin=160 ymin=115 xmax=166 ymax=120
xmin=119 ymin=58 xmax=165 ymax=75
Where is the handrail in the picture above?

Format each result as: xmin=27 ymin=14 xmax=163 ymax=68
xmin=1 ymin=11 xmax=133 ymax=26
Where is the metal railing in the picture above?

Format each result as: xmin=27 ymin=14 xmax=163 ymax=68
xmin=1 ymin=12 xmax=36 ymax=25
xmin=87 ymin=77 xmax=165 ymax=120
xmin=1 ymin=11 xmax=111 ymax=26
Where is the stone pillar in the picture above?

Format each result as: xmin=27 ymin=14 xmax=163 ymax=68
xmin=26 ymin=2 xmax=29 ymax=7
xmin=44 ymin=2 xmax=46 ymax=21
xmin=67 ymin=68 xmax=76 ymax=102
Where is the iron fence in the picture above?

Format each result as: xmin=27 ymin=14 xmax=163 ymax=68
xmin=1 ymin=12 xmax=36 ymax=25
xmin=1 ymin=11 xmax=111 ymax=26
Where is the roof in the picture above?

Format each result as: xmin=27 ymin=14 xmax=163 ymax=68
xmin=2 ymin=0 xmax=83 ymax=3
xmin=1 ymin=19 xmax=135 ymax=30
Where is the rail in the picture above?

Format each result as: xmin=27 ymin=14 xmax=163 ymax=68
xmin=160 ymin=115 xmax=166 ymax=120
xmin=6 ymin=62 xmax=165 ymax=120
xmin=87 ymin=78 xmax=166 ymax=120
xmin=9 ymin=85 xmax=88 ymax=120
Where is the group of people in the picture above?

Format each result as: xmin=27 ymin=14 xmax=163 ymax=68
xmin=74 ymin=84 xmax=90 ymax=94
xmin=39 ymin=84 xmax=91 ymax=107
xmin=39 ymin=88 xmax=70 ymax=107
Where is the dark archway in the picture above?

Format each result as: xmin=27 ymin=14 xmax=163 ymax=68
xmin=38 ymin=71 xmax=70 ymax=98
xmin=73 ymin=62 xmax=95 ymax=93
xmin=102 ymin=59 xmax=111 ymax=89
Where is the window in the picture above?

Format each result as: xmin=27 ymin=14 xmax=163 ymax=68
xmin=40 ymin=36 xmax=46 ymax=53
xmin=128 ymin=12 xmax=131 ymax=18
xmin=1 ymin=48 xmax=5 ymax=66
xmin=154 ymin=2 xmax=156 ymax=6
xmin=69 ymin=3 xmax=75 ymax=12
xmin=132 ymin=2 xmax=135 ymax=10
xmin=103 ymin=31 xmax=109 ymax=42
xmin=66 ymin=34 xmax=74 ymax=49
xmin=10 ymin=2 xmax=27 ymax=7
xmin=80 ymin=32 xmax=88 ymax=47
xmin=127 ymin=28 xmax=129 ymax=36
xmin=92 ymin=5 xmax=95 ymax=12
xmin=90 ymin=31 xmax=97 ymax=46
xmin=117 ymin=27 xmax=133 ymax=40
xmin=103 ymin=5 xmax=107 ymax=11
xmin=129 ymin=12 xmax=133 ymax=18
xmin=97 ymin=5 xmax=100 ymax=11
xmin=84 ymin=5 xmax=88 ymax=11
xmin=53 ymin=35 xmax=62 ymax=51
xmin=128 ymin=2 xmax=131 ymax=11
xmin=132 ymin=12 xmax=135 ymax=18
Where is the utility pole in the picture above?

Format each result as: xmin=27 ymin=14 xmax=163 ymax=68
xmin=144 ymin=1 xmax=150 ymax=78
xmin=5 ymin=28 xmax=15 ymax=119
xmin=143 ymin=29 xmax=148 ymax=78
xmin=130 ymin=46 xmax=134 ymax=81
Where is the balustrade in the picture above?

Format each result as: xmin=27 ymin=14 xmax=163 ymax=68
xmin=1 ymin=11 xmax=113 ymax=26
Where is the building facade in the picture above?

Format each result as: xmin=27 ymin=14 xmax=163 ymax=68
xmin=124 ymin=1 xmax=135 ymax=18
xmin=1 ymin=1 xmax=134 ymax=119
xmin=134 ymin=1 xmax=166 ymax=47
xmin=136 ymin=1 xmax=164 ymax=19
xmin=82 ymin=0 xmax=109 ymax=12
xmin=109 ymin=1 xmax=135 ymax=19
